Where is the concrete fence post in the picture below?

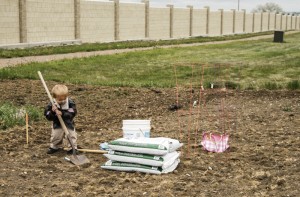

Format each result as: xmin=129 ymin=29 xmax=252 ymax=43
xmin=294 ymin=15 xmax=296 ymax=29
xmin=260 ymin=12 xmax=263 ymax=32
xmin=231 ymin=9 xmax=236 ymax=34
xmin=296 ymin=15 xmax=298 ymax=30
xmin=111 ymin=0 xmax=120 ymax=40
xmin=294 ymin=14 xmax=296 ymax=30
xmin=19 ymin=0 xmax=27 ymax=43
xmin=252 ymin=13 xmax=255 ymax=32
xmin=286 ymin=14 xmax=288 ymax=30
xmin=291 ymin=14 xmax=293 ymax=30
xmin=187 ymin=5 xmax=193 ymax=36
xmin=219 ymin=9 xmax=223 ymax=35
xmin=268 ymin=12 xmax=270 ymax=31
xmin=167 ymin=5 xmax=174 ymax=38
xmin=142 ymin=0 xmax=149 ymax=38
xmin=280 ymin=13 xmax=283 ymax=30
xmin=204 ymin=6 xmax=210 ymax=35
xmin=242 ymin=9 xmax=246 ymax=33
xmin=74 ymin=0 xmax=80 ymax=40
xmin=274 ymin=12 xmax=277 ymax=29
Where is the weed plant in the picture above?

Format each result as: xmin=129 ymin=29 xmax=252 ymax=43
xmin=0 ymin=103 xmax=42 ymax=130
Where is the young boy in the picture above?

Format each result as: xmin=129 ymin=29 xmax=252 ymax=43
xmin=44 ymin=84 xmax=77 ymax=154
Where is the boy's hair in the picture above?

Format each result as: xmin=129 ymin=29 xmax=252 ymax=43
xmin=51 ymin=85 xmax=68 ymax=98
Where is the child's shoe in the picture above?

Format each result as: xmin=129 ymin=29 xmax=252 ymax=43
xmin=47 ymin=147 xmax=59 ymax=154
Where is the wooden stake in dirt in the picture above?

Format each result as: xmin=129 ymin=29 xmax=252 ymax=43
xmin=187 ymin=65 xmax=195 ymax=158
xmin=194 ymin=65 xmax=205 ymax=154
xmin=26 ymin=113 xmax=29 ymax=144
xmin=173 ymin=65 xmax=182 ymax=141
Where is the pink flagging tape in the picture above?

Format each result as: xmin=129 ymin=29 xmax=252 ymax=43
xmin=201 ymin=132 xmax=229 ymax=153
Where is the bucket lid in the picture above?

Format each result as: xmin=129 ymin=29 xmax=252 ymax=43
xmin=123 ymin=120 xmax=150 ymax=125
xmin=122 ymin=127 xmax=151 ymax=130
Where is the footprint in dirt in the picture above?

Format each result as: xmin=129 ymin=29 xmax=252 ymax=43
xmin=228 ymin=146 xmax=238 ymax=152
xmin=39 ymin=164 xmax=60 ymax=173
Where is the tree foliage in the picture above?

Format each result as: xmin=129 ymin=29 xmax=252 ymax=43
xmin=252 ymin=2 xmax=283 ymax=13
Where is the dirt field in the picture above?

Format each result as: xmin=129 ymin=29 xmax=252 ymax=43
xmin=0 ymin=79 xmax=299 ymax=197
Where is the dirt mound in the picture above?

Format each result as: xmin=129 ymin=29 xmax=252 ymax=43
xmin=0 ymin=79 xmax=299 ymax=196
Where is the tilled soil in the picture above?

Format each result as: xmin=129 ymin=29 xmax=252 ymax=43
xmin=0 ymin=79 xmax=299 ymax=197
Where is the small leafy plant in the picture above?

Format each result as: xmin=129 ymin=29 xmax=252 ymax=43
xmin=0 ymin=103 xmax=42 ymax=130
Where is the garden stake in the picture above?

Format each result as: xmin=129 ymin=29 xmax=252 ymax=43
xmin=187 ymin=65 xmax=195 ymax=158
xmin=26 ymin=113 xmax=28 ymax=144
xmin=173 ymin=64 xmax=182 ymax=141
xmin=194 ymin=65 xmax=205 ymax=155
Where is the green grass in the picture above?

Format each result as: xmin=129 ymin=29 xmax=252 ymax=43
xmin=287 ymin=80 xmax=300 ymax=90
xmin=264 ymin=82 xmax=282 ymax=90
xmin=0 ymin=32 xmax=300 ymax=90
xmin=0 ymin=102 xmax=43 ymax=130
xmin=0 ymin=32 xmax=274 ymax=58
xmin=282 ymin=105 xmax=292 ymax=112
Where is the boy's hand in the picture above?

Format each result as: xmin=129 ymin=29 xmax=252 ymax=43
xmin=52 ymin=104 xmax=57 ymax=112
xmin=52 ymin=105 xmax=62 ymax=116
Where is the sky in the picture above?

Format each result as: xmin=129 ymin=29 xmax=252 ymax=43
xmin=117 ymin=0 xmax=300 ymax=12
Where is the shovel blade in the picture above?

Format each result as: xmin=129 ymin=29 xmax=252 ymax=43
xmin=69 ymin=154 xmax=90 ymax=166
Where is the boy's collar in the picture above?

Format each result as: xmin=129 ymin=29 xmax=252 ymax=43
xmin=54 ymin=98 xmax=69 ymax=110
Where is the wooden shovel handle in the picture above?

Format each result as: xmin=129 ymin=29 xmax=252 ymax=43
xmin=38 ymin=71 xmax=55 ymax=105
xmin=63 ymin=148 xmax=107 ymax=154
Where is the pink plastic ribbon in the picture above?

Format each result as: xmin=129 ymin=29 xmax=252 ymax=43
xmin=201 ymin=132 xmax=229 ymax=153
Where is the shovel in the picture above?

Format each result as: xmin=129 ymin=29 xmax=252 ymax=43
xmin=38 ymin=71 xmax=90 ymax=166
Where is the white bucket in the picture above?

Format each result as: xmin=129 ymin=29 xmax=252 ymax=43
xmin=122 ymin=120 xmax=151 ymax=139
xmin=122 ymin=126 xmax=151 ymax=139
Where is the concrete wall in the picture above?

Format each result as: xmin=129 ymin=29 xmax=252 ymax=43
xmin=0 ymin=0 xmax=19 ymax=45
xmin=295 ymin=16 xmax=300 ymax=30
xmin=209 ymin=11 xmax=221 ymax=36
xmin=262 ymin=12 xmax=269 ymax=31
xmin=173 ymin=8 xmax=190 ymax=38
xmin=80 ymin=1 xmax=114 ymax=43
xmin=119 ymin=3 xmax=145 ymax=40
xmin=193 ymin=9 xmax=207 ymax=36
xmin=0 ymin=1 xmax=297 ymax=46
xmin=291 ymin=16 xmax=296 ymax=30
xmin=222 ymin=11 xmax=233 ymax=35
xmin=245 ymin=13 xmax=254 ymax=33
xmin=149 ymin=7 xmax=170 ymax=39
xmin=235 ymin=11 xmax=244 ymax=33
xmin=275 ymin=14 xmax=282 ymax=30
xmin=281 ymin=15 xmax=287 ymax=30
xmin=269 ymin=13 xmax=276 ymax=30
xmin=26 ymin=0 xmax=75 ymax=43
xmin=254 ymin=13 xmax=262 ymax=32
xmin=287 ymin=15 xmax=292 ymax=30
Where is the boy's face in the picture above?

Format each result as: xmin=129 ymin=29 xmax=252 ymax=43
xmin=55 ymin=95 xmax=67 ymax=105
